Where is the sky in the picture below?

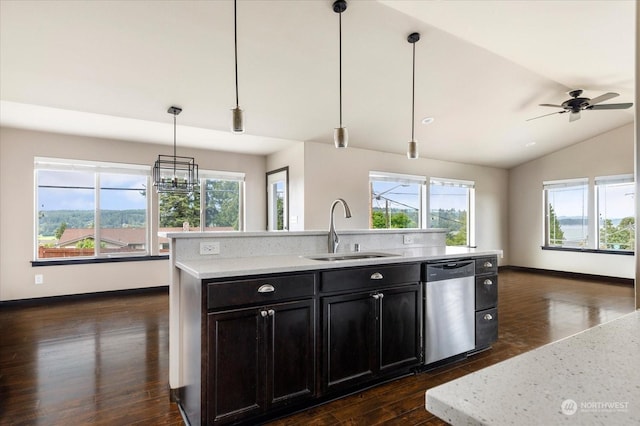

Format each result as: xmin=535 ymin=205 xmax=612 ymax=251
xmin=37 ymin=170 xmax=146 ymax=211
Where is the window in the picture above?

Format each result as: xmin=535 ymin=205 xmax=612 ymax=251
xmin=369 ymin=171 xmax=426 ymax=229
xmin=596 ymin=175 xmax=634 ymax=251
xmin=543 ymin=178 xmax=588 ymax=248
xmin=266 ymin=167 xmax=288 ymax=231
xmin=429 ymin=178 xmax=475 ymax=247
xmin=158 ymin=170 xmax=245 ymax=237
xmin=35 ymin=158 xmax=149 ymax=260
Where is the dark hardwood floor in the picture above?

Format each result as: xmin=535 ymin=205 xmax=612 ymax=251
xmin=0 ymin=270 xmax=635 ymax=425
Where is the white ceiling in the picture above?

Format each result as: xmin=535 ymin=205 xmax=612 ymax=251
xmin=0 ymin=0 xmax=635 ymax=169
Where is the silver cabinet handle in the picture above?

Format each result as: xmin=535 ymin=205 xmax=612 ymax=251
xmin=258 ymin=284 xmax=275 ymax=293
xmin=484 ymin=313 xmax=493 ymax=321
xmin=372 ymin=293 xmax=381 ymax=300
xmin=483 ymin=261 xmax=493 ymax=268
xmin=267 ymin=309 xmax=275 ymax=316
xmin=379 ymin=292 xmax=384 ymax=299
xmin=260 ymin=310 xmax=268 ymax=317
xmin=370 ymin=272 xmax=384 ymax=280
xmin=484 ymin=279 xmax=493 ymax=286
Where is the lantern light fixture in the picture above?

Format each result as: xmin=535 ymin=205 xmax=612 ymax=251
xmin=153 ymin=106 xmax=199 ymax=193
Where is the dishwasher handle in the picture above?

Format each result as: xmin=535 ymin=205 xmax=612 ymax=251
xmin=425 ymin=260 xmax=475 ymax=282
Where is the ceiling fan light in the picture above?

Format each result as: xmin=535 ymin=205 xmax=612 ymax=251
xmin=231 ymin=107 xmax=244 ymax=133
xmin=407 ymin=140 xmax=418 ymax=159
xmin=334 ymin=127 xmax=348 ymax=148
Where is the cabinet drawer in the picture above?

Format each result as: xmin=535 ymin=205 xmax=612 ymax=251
xmin=207 ymin=273 xmax=316 ymax=310
xmin=320 ymin=263 xmax=420 ymax=293
xmin=475 ymin=256 xmax=497 ymax=275
xmin=475 ymin=308 xmax=498 ymax=349
xmin=475 ymin=275 xmax=498 ymax=311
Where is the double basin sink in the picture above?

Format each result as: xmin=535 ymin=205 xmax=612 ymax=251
xmin=305 ymin=252 xmax=399 ymax=262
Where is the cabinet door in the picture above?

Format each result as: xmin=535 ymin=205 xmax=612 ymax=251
xmin=207 ymin=308 xmax=265 ymax=425
xmin=322 ymin=292 xmax=376 ymax=392
xmin=267 ymin=299 xmax=316 ymax=407
xmin=475 ymin=275 xmax=498 ymax=311
xmin=379 ymin=284 xmax=422 ymax=373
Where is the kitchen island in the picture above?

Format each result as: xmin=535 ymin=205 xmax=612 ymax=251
xmin=426 ymin=309 xmax=640 ymax=425
xmin=163 ymin=229 xmax=501 ymax=425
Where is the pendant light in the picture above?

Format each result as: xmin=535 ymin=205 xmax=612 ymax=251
xmin=407 ymin=32 xmax=420 ymax=159
xmin=333 ymin=0 xmax=348 ymax=148
xmin=153 ymin=106 xmax=199 ymax=193
xmin=231 ymin=0 xmax=244 ymax=133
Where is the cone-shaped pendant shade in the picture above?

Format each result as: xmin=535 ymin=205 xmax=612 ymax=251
xmin=334 ymin=127 xmax=348 ymax=148
xmin=231 ymin=107 xmax=244 ymax=133
xmin=407 ymin=140 xmax=418 ymax=159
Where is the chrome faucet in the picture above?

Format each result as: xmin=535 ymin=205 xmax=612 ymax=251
xmin=328 ymin=198 xmax=352 ymax=253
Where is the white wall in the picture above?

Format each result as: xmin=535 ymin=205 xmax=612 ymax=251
xmin=509 ymin=123 xmax=635 ymax=278
xmin=301 ymin=141 xmax=509 ymax=263
xmin=266 ymin=142 xmax=305 ymax=231
xmin=0 ymin=127 xmax=267 ymax=301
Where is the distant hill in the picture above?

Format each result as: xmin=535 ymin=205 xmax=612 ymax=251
xmin=38 ymin=209 xmax=146 ymax=236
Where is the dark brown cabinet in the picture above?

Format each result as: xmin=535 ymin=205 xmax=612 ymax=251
xmin=474 ymin=256 xmax=498 ymax=349
xmin=321 ymin=264 xmax=421 ymax=393
xmin=203 ymin=274 xmax=316 ymax=425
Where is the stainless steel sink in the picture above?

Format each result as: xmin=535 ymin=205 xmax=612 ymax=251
xmin=305 ymin=252 xmax=398 ymax=262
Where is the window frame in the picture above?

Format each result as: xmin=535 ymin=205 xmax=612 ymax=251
xmin=34 ymin=157 xmax=152 ymax=262
xmin=428 ymin=177 xmax=476 ymax=247
xmin=369 ymin=171 xmax=427 ymax=230
xmin=157 ymin=169 xmax=246 ymax=234
xmin=595 ymin=174 xmax=634 ymax=252
xmin=542 ymin=178 xmax=589 ymax=249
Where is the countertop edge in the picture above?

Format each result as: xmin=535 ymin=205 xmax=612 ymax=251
xmin=175 ymin=248 xmax=502 ymax=280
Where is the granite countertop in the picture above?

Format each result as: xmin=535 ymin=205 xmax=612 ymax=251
xmin=426 ymin=310 xmax=640 ymax=425
xmin=176 ymin=246 xmax=501 ymax=279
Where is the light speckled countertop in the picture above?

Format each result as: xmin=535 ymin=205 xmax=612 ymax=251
xmin=426 ymin=310 xmax=640 ymax=425
xmin=176 ymin=246 xmax=500 ymax=279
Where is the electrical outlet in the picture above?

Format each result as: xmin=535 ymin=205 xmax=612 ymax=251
xmin=35 ymin=274 xmax=44 ymax=285
xmin=403 ymin=235 xmax=415 ymax=245
xmin=200 ymin=242 xmax=220 ymax=255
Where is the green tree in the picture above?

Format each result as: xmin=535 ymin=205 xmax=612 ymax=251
xmin=600 ymin=216 xmax=634 ymax=250
xmin=159 ymin=190 xmax=201 ymax=228
xmin=204 ymin=181 xmax=240 ymax=230
xmin=548 ymin=204 xmax=564 ymax=246
xmin=390 ymin=212 xmax=416 ymax=228
xmin=75 ymin=238 xmax=106 ymax=249
xmin=371 ymin=210 xmax=386 ymax=229
xmin=447 ymin=213 xmax=468 ymax=246
xmin=55 ymin=222 xmax=67 ymax=240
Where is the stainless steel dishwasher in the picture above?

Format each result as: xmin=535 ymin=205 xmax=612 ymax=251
xmin=424 ymin=260 xmax=475 ymax=364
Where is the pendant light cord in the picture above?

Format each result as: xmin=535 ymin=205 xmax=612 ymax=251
xmin=338 ymin=11 xmax=343 ymax=127
xmin=173 ymin=113 xmax=177 ymax=175
xmin=234 ymin=0 xmax=239 ymax=108
xmin=411 ymin=41 xmax=415 ymax=141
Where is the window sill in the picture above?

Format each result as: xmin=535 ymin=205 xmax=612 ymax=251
xmin=31 ymin=255 xmax=169 ymax=267
xmin=541 ymin=246 xmax=634 ymax=256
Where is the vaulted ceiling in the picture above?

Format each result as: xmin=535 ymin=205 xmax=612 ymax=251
xmin=0 ymin=0 xmax=635 ymax=168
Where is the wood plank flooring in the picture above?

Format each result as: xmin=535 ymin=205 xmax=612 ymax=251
xmin=0 ymin=270 xmax=635 ymax=425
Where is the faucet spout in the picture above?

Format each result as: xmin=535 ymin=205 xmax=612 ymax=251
xmin=328 ymin=198 xmax=352 ymax=253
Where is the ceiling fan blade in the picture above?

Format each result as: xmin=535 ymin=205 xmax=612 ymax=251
xmin=589 ymin=102 xmax=633 ymax=110
xmin=569 ymin=111 xmax=581 ymax=122
xmin=526 ymin=110 xmax=566 ymax=121
xmin=588 ymin=92 xmax=619 ymax=105
xmin=539 ymin=103 xmax=563 ymax=108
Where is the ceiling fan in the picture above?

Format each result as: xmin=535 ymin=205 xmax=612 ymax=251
xmin=527 ymin=89 xmax=633 ymax=122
